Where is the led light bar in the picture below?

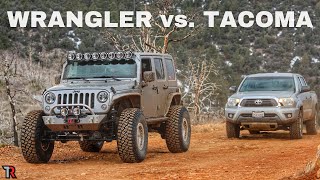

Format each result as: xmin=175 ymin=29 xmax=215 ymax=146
xmin=67 ymin=51 xmax=133 ymax=61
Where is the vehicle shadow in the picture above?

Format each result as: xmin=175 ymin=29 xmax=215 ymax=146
xmin=48 ymin=143 xmax=168 ymax=164
xmin=239 ymin=131 xmax=310 ymax=140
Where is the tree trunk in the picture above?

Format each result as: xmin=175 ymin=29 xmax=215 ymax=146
xmin=4 ymin=69 xmax=19 ymax=146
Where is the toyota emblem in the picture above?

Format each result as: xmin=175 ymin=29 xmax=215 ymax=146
xmin=255 ymin=99 xmax=263 ymax=105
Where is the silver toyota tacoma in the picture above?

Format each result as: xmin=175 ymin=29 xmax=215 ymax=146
xmin=225 ymin=73 xmax=318 ymax=139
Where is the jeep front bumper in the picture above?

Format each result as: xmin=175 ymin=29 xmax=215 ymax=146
xmin=225 ymin=107 xmax=300 ymax=126
xmin=43 ymin=115 xmax=105 ymax=131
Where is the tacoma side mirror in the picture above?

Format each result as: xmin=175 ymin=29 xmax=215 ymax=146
xmin=229 ymin=86 xmax=237 ymax=92
xmin=54 ymin=75 xmax=61 ymax=85
xmin=301 ymin=86 xmax=311 ymax=93
xmin=143 ymin=71 xmax=155 ymax=83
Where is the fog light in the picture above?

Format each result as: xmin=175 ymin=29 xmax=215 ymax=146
xmin=286 ymin=113 xmax=292 ymax=118
xmin=228 ymin=113 xmax=234 ymax=118
xmin=73 ymin=107 xmax=81 ymax=116
xmin=61 ymin=108 xmax=68 ymax=116
xmin=101 ymin=104 xmax=107 ymax=110
xmin=45 ymin=106 xmax=50 ymax=112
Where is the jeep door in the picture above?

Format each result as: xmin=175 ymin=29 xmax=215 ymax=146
xmin=140 ymin=57 xmax=158 ymax=118
xmin=153 ymin=57 xmax=169 ymax=117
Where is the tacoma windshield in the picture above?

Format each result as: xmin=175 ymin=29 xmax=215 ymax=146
xmin=239 ymin=76 xmax=295 ymax=92
xmin=63 ymin=59 xmax=137 ymax=79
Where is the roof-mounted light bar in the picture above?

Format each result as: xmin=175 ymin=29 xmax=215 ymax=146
xmin=68 ymin=51 xmax=133 ymax=61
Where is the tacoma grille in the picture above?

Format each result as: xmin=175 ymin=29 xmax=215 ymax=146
xmin=57 ymin=93 xmax=95 ymax=109
xmin=240 ymin=99 xmax=278 ymax=107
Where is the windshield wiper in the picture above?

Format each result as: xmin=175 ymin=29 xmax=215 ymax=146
xmin=93 ymin=76 xmax=121 ymax=81
xmin=67 ymin=77 xmax=90 ymax=82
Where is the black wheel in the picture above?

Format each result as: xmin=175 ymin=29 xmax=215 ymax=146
xmin=21 ymin=110 xmax=54 ymax=163
xmin=165 ymin=106 xmax=191 ymax=153
xmin=79 ymin=141 xmax=104 ymax=152
xmin=306 ymin=107 xmax=318 ymax=135
xmin=117 ymin=108 xmax=148 ymax=163
xmin=226 ymin=121 xmax=240 ymax=138
xmin=290 ymin=110 xmax=303 ymax=139
xmin=249 ymin=130 xmax=260 ymax=134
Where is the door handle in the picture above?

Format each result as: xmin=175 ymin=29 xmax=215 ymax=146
xmin=152 ymin=85 xmax=159 ymax=94
xmin=163 ymin=85 xmax=168 ymax=89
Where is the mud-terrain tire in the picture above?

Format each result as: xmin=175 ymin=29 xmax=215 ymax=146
xmin=290 ymin=110 xmax=303 ymax=139
xmin=165 ymin=106 xmax=191 ymax=153
xmin=306 ymin=107 xmax=318 ymax=135
xmin=249 ymin=130 xmax=260 ymax=134
xmin=117 ymin=108 xmax=148 ymax=163
xmin=79 ymin=141 xmax=104 ymax=152
xmin=226 ymin=121 xmax=240 ymax=138
xmin=21 ymin=110 xmax=54 ymax=163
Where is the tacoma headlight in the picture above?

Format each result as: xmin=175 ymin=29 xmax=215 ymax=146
xmin=44 ymin=92 xmax=56 ymax=104
xmin=227 ymin=98 xmax=240 ymax=107
xmin=97 ymin=91 xmax=108 ymax=103
xmin=279 ymin=98 xmax=295 ymax=107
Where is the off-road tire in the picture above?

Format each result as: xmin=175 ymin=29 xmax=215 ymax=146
xmin=79 ymin=141 xmax=104 ymax=152
xmin=21 ymin=110 xmax=54 ymax=163
xmin=117 ymin=108 xmax=148 ymax=163
xmin=306 ymin=107 xmax=318 ymax=135
xmin=290 ymin=110 xmax=303 ymax=139
xmin=165 ymin=106 xmax=191 ymax=153
xmin=249 ymin=130 xmax=260 ymax=134
xmin=226 ymin=121 xmax=240 ymax=138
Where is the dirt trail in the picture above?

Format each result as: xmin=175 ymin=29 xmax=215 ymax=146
xmin=1 ymin=123 xmax=319 ymax=180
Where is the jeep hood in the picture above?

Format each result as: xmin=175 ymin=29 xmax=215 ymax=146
xmin=231 ymin=91 xmax=294 ymax=99
xmin=46 ymin=80 xmax=136 ymax=92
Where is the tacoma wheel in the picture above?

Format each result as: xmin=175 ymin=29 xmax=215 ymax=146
xmin=226 ymin=121 xmax=240 ymax=138
xmin=165 ymin=106 xmax=191 ymax=153
xmin=117 ymin=108 xmax=148 ymax=163
xmin=290 ymin=110 xmax=303 ymax=139
xmin=79 ymin=141 xmax=104 ymax=152
xmin=306 ymin=107 xmax=318 ymax=135
xmin=21 ymin=110 xmax=54 ymax=163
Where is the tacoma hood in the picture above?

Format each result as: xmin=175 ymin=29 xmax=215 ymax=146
xmin=231 ymin=91 xmax=294 ymax=99
xmin=46 ymin=80 xmax=137 ymax=92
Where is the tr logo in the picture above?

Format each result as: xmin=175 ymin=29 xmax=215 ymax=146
xmin=2 ymin=166 xmax=16 ymax=179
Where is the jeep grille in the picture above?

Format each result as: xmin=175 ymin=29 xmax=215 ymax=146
xmin=240 ymin=99 xmax=278 ymax=107
xmin=57 ymin=93 xmax=95 ymax=109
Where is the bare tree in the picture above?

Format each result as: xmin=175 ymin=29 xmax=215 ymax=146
xmin=181 ymin=60 xmax=219 ymax=123
xmin=104 ymin=0 xmax=202 ymax=53
xmin=1 ymin=51 xmax=19 ymax=146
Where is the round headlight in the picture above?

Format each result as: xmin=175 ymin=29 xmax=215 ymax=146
xmin=61 ymin=108 xmax=68 ymax=116
xmin=97 ymin=91 xmax=108 ymax=103
xmin=45 ymin=92 xmax=56 ymax=104
xmin=73 ymin=107 xmax=81 ymax=116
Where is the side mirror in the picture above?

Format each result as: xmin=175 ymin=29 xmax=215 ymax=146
xmin=143 ymin=71 xmax=155 ymax=83
xmin=55 ymin=75 xmax=61 ymax=85
xmin=229 ymin=86 xmax=237 ymax=92
xmin=301 ymin=86 xmax=311 ymax=93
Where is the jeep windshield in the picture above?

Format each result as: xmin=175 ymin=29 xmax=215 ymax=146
xmin=63 ymin=59 xmax=137 ymax=80
xmin=239 ymin=76 xmax=295 ymax=92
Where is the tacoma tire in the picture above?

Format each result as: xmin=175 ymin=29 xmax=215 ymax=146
xmin=117 ymin=108 xmax=148 ymax=163
xmin=21 ymin=110 xmax=54 ymax=163
xmin=226 ymin=121 xmax=240 ymax=138
xmin=290 ymin=110 xmax=303 ymax=139
xmin=79 ymin=141 xmax=104 ymax=152
xmin=306 ymin=107 xmax=318 ymax=135
xmin=165 ymin=106 xmax=191 ymax=153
